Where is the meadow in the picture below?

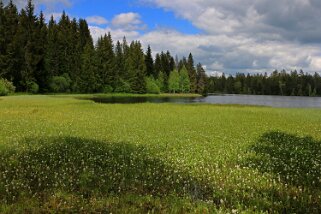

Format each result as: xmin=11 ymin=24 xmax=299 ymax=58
xmin=0 ymin=95 xmax=321 ymax=213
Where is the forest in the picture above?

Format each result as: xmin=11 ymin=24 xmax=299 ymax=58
xmin=0 ymin=0 xmax=207 ymax=95
xmin=208 ymin=70 xmax=321 ymax=96
xmin=1 ymin=0 xmax=321 ymax=98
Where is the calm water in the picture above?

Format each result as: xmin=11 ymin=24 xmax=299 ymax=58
xmin=88 ymin=95 xmax=321 ymax=108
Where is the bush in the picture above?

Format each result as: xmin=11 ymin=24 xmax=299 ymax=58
xmin=27 ymin=81 xmax=39 ymax=94
xmin=0 ymin=78 xmax=15 ymax=96
xmin=103 ymin=85 xmax=113 ymax=93
xmin=49 ymin=74 xmax=71 ymax=93
xmin=114 ymin=79 xmax=131 ymax=93
xmin=146 ymin=77 xmax=160 ymax=94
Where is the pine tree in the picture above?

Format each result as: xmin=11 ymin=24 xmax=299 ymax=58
xmin=34 ymin=11 xmax=47 ymax=91
xmin=186 ymin=53 xmax=197 ymax=93
xmin=0 ymin=1 xmax=6 ymax=77
xmin=114 ymin=40 xmax=124 ymax=89
xmin=96 ymin=33 xmax=114 ymax=90
xmin=2 ymin=0 xmax=19 ymax=80
xmin=78 ymin=43 xmax=98 ymax=93
xmin=78 ymin=19 xmax=92 ymax=51
xmin=154 ymin=53 xmax=162 ymax=79
xmin=196 ymin=63 xmax=207 ymax=94
xmin=126 ymin=41 xmax=146 ymax=93
xmin=21 ymin=0 xmax=39 ymax=90
xmin=45 ymin=16 xmax=59 ymax=78
xmin=145 ymin=45 xmax=154 ymax=78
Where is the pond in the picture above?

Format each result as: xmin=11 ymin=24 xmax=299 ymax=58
xmin=88 ymin=94 xmax=321 ymax=108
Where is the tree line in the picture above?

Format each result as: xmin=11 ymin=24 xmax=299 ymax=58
xmin=208 ymin=70 xmax=321 ymax=96
xmin=0 ymin=0 xmax=208 ymax=95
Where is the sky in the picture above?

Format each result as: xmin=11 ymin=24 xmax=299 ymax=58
xmin=5 ymin=0 xmax=321 ymax=75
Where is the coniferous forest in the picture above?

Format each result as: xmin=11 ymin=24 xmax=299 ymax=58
xmin=0 ymin=0 xmax=208 ymax=95
xmin=208 ymin=70 xmax=321 ymax=96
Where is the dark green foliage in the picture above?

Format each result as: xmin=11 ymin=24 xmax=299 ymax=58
xmin=26 ymin=81 xmax=39 ymax=94
xmin=49 ymin=74 xmax=71 ymax=93
xmin=0 ymin=78 xmax=15 ymax=96
xmin=145 ymin=45 xmax=154 ymax=78
xmin=0 ymin=0 xmax=204 ymax=94
xmin=114 ymin=79 xmax=131 ymax=93
xmin=96 ymin=33 xmax=115 ymax=89
xmin=196 ymin=63 xmax=207 ymax=95
xmin=186 ymin=53 xmax=197 ymax=93
xmin=103 ymin=85 xmax=113 ymax=93
xmin=126 ymin=41 xmax=146 ymax=93
xmin=208 ymin=70 xmax=321 ymax=96
xmin=78 ymin=43 xmax=98 ymax=93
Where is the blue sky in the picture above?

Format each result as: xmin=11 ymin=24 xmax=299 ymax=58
xmin=6 ymin=0 xmax=321 ymax=75
xmin=37 ymin=0 xmax=200 ymax=34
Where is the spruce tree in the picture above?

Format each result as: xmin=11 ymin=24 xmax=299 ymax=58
xmin=78 ymin=43 xmax=98 ymax=93
xmin=114 ymin=40 xmax=125 ymax=89
xmin=154 ymin=53 xmax=162 ymax=79
xmin=126 ymin=41 xmax=146 ymax=93
xmin=2 ymin=0 xmax=19 ymax=80
xmin=96 ymin=33 xmax=114 ymax=90
xmin=186 ymin=53 xmax=197 ymax=93
xmin=196 ymin=63 xmax=207 ymax=94
xmin=34 ymin=11 xmax=47 ymax=91
xmin=145 ymin=45 xmax=154 ymax=78
xmin=45 ymin=16 xmax=59 ymax=79
xmin=0 ymin=1 xmax=6 ymax=77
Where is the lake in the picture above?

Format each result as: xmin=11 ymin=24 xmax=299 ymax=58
xmin=88 ymin=94 xmax=321 ymax=108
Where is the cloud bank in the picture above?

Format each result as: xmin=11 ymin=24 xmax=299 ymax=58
xmin=5 ymin=0 xmax=321 ymax=74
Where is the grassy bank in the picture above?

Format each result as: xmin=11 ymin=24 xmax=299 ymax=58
xmin=0 ymin=95 xmax=321 ymax=213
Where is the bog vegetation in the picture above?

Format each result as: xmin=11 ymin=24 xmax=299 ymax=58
xmin=0 ymin=95 xmax=321 ymax=213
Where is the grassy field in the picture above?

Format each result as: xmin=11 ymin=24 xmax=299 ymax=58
xmin=0 ymin=95 xmax=321 ymax=213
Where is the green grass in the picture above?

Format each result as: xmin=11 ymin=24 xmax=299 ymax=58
xmin=0 ymin=95 xmax=321 ymax=213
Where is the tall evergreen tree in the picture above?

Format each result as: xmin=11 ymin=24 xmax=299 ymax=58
xmin=33 ymin=11 xmax=47 ymax=91
xmin=114 ymin=40 xmax=124 ymax=87
xmin=196 ymin=63 xmax=207 ymax=94
xmin=45 ymin=16 xmax=59 ymax=78
xmin=186 ymin=53 xmax=197 ymax=93
xmin=0 ymin=1 xmax=6 ymax=77
xmin=145 ymin=45 xmax=154 ymax=78
xmin=126 ymin=41 xmax=146 ymax=93
xmin=2 ymin=0 xmax=19 ymax=80
xmin=78 ymin=43 xmax=98 ymax=93
xmin=96 ymin=33 xmax=115 ymax=89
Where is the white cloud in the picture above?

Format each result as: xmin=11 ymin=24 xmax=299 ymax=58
xmin=133 ymin=0 xmax=321 ymax=74
xmin=86 ymin=16 xmax=108 ymax=25
xmin=111 ymin=12 xmax=146 ymax=31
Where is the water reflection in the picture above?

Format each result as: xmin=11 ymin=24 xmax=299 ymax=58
xmin=86 ymin=94 xmax=321 ymax=108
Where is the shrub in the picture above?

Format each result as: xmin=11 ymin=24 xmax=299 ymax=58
xmin=103 ymin=85 xmax=113 ymax=93
xmin=146 ymin=77 xmax=160 ymax=94
xmin=114 ymin=79 xmax=131 ymax=93
xmin=27 ymin=81 xmax=39 ymax=94
xmin=49 ymin=74 xmax=71 ymax=93
xmin=0 ymin=78 xmax=15 ymax=96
